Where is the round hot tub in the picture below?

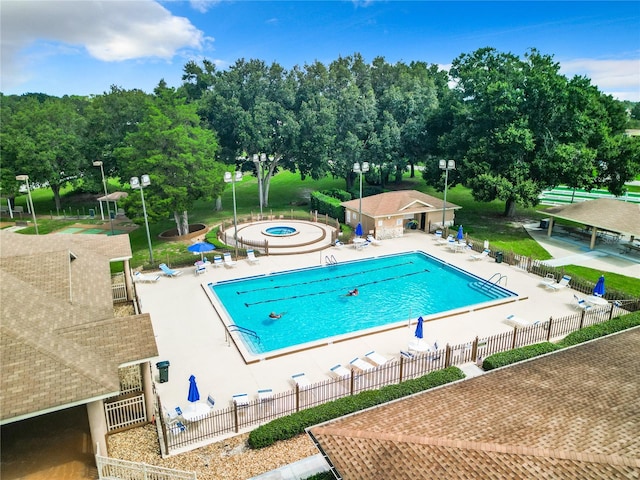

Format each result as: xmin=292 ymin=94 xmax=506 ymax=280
xmin=263 ymin=226 xmax=298 ymax=237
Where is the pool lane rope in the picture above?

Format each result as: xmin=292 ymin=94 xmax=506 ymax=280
xmin=235 ymin=260 xmax=417 ymax=296
xmin=243 ymin=269 xmax=430 ymax=307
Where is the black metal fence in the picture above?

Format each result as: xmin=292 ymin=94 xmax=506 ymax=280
xmin=157 ymin=302 xmax=633 ymax=455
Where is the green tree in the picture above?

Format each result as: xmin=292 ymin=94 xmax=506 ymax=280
xmin=116 ymin=87 xmax=224 ymax=235
xmin=1 ymin=95 xmax=87 ymax=213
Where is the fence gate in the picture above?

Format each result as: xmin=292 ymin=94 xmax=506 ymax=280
xmin=105 ymin=393 xmax=147 ymax=431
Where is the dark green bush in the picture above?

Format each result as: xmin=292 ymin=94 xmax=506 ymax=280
xmin=482 ymin=342 xmax=560 ymax=371
xmin=248 ymin=367 xmax=464 ymax=449
xmin=310 ymin=191 xmax=345 ymax=219
xmin=319 ymin=189 xmax=352 ymax=202
xmin=557 ymin=312 xmax=640 ymax=347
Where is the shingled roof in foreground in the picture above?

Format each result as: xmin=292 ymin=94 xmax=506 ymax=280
xmin=309 ymin=328 xmax=640 ymax=479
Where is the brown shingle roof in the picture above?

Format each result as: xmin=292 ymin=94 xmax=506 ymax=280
xmin=341 ymin=190 xmax=461 ymax=218
xmin=543 ymin=198 xmax=640 ymax=237
xmin=309 ymin=328 xmax=640 ymax=478
xmin=0 ymin=231 xmax=158 ymax=422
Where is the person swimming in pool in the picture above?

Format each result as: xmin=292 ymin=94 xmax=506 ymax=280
xmin=269 ymin=312 xmax=284 ymax=319
xmin=347 ymin=288 xmax=359 ymax=296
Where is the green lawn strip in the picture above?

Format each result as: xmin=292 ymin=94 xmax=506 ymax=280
xmin=247 ymin=367 xmax=464 ymax=449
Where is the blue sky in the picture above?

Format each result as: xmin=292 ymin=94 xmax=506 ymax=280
xmin=2 ymin=1 xmax=639 ymax=100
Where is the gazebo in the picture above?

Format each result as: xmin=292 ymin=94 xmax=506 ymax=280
xmin=540 ymin=198 xmax=640 ymax=249
xmin=96 ymin=191 xmax=128 ymax=220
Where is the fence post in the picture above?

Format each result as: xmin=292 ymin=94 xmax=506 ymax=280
xmin=399 ymin=356 xmax=404 ymax=383
xmin=608 ymin=303 xmax=614 ymax=321
xmin=511 ymin=328 xmax=517 ymax=350
xmin=471 ymin=336 xmax=479 ymax=363
xmin=234 ymin=403 xmax=240 ymax=433
xmin=295 ymin=385 xmax=301 ymax=412
xmin=546 ymin=317 xmax=553 ymax=342
xmin=444 ymin=344 xmax=451 ymax=368
xmin=579 ymin=309 xmax=586 ymax=329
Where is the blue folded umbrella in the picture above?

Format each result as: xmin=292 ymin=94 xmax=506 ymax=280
xmin=593 ymin=275 xmax=605 ymax=297
xmin=187 ymin=375 xmax=200 ymax=403
xmin=355 ymin=223 xmax=363 ymax=237
xmin=415 ymin=316 xmax=424 ymax=339
xmin=456 ymin=225 xmax=464 ymax=241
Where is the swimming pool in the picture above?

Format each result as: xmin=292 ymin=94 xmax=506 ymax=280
xmin=208 ymin=252 xmax=517 ymax=359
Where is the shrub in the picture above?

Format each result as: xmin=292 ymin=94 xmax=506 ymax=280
xmin=482 ymin=343 xmax=560 ymax=371
xmin=557 ymin=312 xmax=640 ymax=347
xmin=248 ymin=367 xmax=464 ymax=449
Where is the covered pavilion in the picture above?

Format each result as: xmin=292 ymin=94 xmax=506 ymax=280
xmin=540 ymin=198 xmax=640 ymax=250
xmin=97 ymin=191 xmax=128 ymax=220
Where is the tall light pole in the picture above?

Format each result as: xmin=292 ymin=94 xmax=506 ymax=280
xmin=439 ymin=159 xmax=456 ymax=229
xmin=130 ymin=175 xmax=154 ymax=264
xmin=224 ymin=170 xmax=243 ymax=249
xmin=15 ymin=175 xmax=38 ymax=235
xmin=353 ymin=162 xmax=369 ymax=226
xmin=93 ymin=160 xmax=114 ymax=235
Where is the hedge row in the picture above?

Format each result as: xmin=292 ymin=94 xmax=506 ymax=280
xmin=309 ymin=191 xmax=348 ymax=219
xmin=247 ymin=366 xmax=465 ymax=449
xmin=482 ymin=343 xmax=560 ymax=371
xmin=482 ymin=311 xmax=640 ymax=370
xmin=557 ymin=311 xmax=640 ymax=347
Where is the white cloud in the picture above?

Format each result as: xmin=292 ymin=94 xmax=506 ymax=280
xmin=189 ymin=0 xmax=220 ymax=14
xmin=1 ymin=0 xmax=205 ymax=90
xmin=560 ymin=58 xmax=640 ymax=101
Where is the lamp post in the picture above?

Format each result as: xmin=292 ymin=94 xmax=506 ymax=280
xmin=252 ymin=153 xmax=267 ymax=219
xmin=130 ymin=175 xmax=154 ymax=264
xmin=15 ymin=175 xmax=38 ymax=235
xmin=93 ymin=160 xmax=114 ymax=235
xmin=224 ymin=170 xmax=243 ymax=249
xmin=353 ymin=162 xmax=369 ymax=225
xmin=439 ymin=159 xmax=456 ymax=229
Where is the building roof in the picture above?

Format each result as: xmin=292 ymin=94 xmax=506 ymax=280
xmin=341 ymin=190 xmax=461 ymax=218
xmin=309 ymin=328 xmax=640 ymax=479
xmin=542 ymin=198 xmax=640 ymax=237
xmin=0 ymin=231 xmax=158 ymax=423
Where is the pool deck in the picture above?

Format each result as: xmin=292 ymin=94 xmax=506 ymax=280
xmin=138 ymin=227 xmax=639 ymax=440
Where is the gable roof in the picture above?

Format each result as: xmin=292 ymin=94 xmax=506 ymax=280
xmin=0 ymin=231 xmax=158 ymax=423
xmin=309 ymin=328 xmax=640 ymax=478
xmin=542 ymin=198 xmax=640 ymax=237
xmin=341 ymin=190 xmax=461 ymax=218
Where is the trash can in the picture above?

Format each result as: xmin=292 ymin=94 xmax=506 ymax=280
xmin=156 ymin=361 xmax=170 ymax=383
xmin=89 ymin=208 xmax=95 ymax=219
xmin=495 ymin=251 xmax=503 ymax=264
xmin=110 ymin=211 xmax=116 ymax=219
xmin=539 ymin=219 xmax=549 ymax=229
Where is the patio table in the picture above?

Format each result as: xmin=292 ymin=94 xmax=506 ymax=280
xmin=181 ymin=401 xmax=211 ymax=421
xmin=586 ymin=295 xmax=608 ymax=307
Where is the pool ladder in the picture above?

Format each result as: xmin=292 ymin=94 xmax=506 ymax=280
xmin=228 ymin=324 xmax=261 ymax=344
xmin=325 ymin=254 xmax=338 ymax=265
xmin=484 ymin=273 xmax=508 ymax=287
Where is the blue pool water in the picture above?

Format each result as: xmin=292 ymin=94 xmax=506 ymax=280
xmin=209 ymin=252 xmax=516 ymax=355
xmin=264 ymin=226 xmax=297 ymax=236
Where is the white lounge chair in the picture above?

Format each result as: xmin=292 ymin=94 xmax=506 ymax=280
xmin=545 ymin=275 xmax=571 ymax=291
xmin=206 ymin=394 xmax=215 ymax=408
xmin=366 ymin=234 xmax=381 ymax=245
xmin=329 ymin=364 xmax=351 ymax=378
xmin=159 ymin=263 xmax=182 ymax=277
xmin=246 ymin=249 xmax=260 ymax=264
xmin=194 ymin=261 xmax=206 ymax=275
xmin=470 ymin=249 xmax=490 ymax=261
xmin=232 ymin=393 xmax=249 ymax=406
xmin=258 ymin=388 xmax=273 ymax=402
xmin=539 ymin=273 xmax=557 ymax=287
xmin=349 ymin=357 xmax=374 ymax=372
xmin=364 ymin=351 xmax=393 ymax=366
xmin=223 ymin=252 xmax=237 ymax=268
xmin=504 ymin=314 xmax=539 ymax=328
xmin=212 ymin=255 xmax=223 ymax=268
xmin=133 ymin=271 xmax=161 ymax=283
xmin=573 ymin=294 xmax=593 ymax=311
xmin=292 ymin=373 xmax=312 ymax=389
xmin=334 ymin=239 xmax=345 ymax=248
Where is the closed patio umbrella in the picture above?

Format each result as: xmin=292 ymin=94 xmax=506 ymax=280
xmin=415 ymin=316 xmax=424 ymax=340
xmin=456 ymin=225 xmax=464 ymax=241
xmin=187 ymin=374 xmax=200 ymax=404
xmin=187 ymin=242 xmax=215 ymax=261
xmin=593 ymin=275 xmax=605 ymax=297
xmin=355 ymin=223 xmax=363 ymax=237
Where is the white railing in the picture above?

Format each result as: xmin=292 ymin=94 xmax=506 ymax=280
xmin=112 ymin=283 xmax=127 ymax=302
xmin=119 ymin=365 xmax=143 ymax=395
xmin=96 ymin=453 xmax=197 ymax=480
xmin=105 ymin=394 xmax=147 ymax=431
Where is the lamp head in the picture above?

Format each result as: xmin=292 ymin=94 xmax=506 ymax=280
xmin=92 ymin=161 xmax=103 ymax=167
xmin=130 ymin=176 xmax=140 ymax=189
xmin=141 ymin=174 xmax=151 ymax=187
xmin=15 ymin=174 xmax=29 ymax=181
